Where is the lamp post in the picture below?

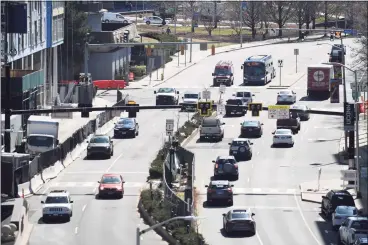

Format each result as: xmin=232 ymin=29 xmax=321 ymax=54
xmin=136 ymin=216 xmax=202 ymax=245
xmin=324 ymin=61 xmax=361 ymax=196
xmin=317 ymin=42 xmax=348 ymax=151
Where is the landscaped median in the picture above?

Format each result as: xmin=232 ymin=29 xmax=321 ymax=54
xmin=138 ymin=112 xmax=208 ymax=245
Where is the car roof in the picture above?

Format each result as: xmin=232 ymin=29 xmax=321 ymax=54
xmin=347 ymin=216 xmax=368 ymax=221
xmin=275 ymin=129 xmax=292 ymax=133
xmin=184 ymin=91 xmax=198 ymax=94
xmin=102 ymin=173 xmax=120 ymax=177
xmin=233 ymin=138 xmax=250 ymax=142
xmin=210 ymin=180 xmax=229 ymax=185
xmin=336 ymin=205 xmax=357 ymax=209
xmin=47 ymin=190 xmax=69 ymax=197
xmin=93 ymin=134 xmax=109 ymax=137
xmin=229 ymin=209 xmax=252 ymax=215
xmin=280 ymin=89 xmax=292 ymax=93
xmin=242 ymin=120 xmax=259 ymax=124
xmin=217 ymin=155 xmax=236 ymax=160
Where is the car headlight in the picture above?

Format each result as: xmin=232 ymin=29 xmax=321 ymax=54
xmin=100 ymin=187 xmax=104 ymax=190
xmin=261 ymin=77 xmax=265 ymax=80
xmin=87 ymin=146 xmax=91 ymax=149
xmin=129 ymin=128 xmax=134 ymax=130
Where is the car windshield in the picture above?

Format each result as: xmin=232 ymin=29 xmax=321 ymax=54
xmin=117 ymin=119 xmax=134 ymax=125
xmin=275 ymin=130 xmax=291 ymax=135
xmin=236 ymin=92 xmax=251 ymax=97
xmin=214 ymin=67 xmax=230 ymax=75
xmin=351 ymin=220 xmax=368 ymax=230
xmin=332 ymin=195 xmax=355 ymax=206
xmin=101 ymin=176 xmax=121 ymax=184
xmin=231 ymin=141 xmax=249 ymax=146
xmin=336 ymin=207 xmax=358 ymax=215
xmin=217 ymin=158 xmax=236 ymax=165
xmin=90 ymin=136 xmax=109 ymax=143
xmin=184 ymin=94 xmax=198 ymax=99
xmin=210 ymin=184 xmax=229 ymax=189
xmin=45 ymin=196 xmax=69 ymax=204
xmin=231 ymin=212 xmax=250 ymax=219
xmin=279 ymin=91 xmax=291 ymax=95
xmin=227 ymin=99 xmax=242 ymax=105
xmin=244 ymin=64 xmax=265 ymax=76
xmin=202 ymin=119 xmax=218 ymax=127
xmin=27 ymin=135 xmax=54 ymax=147
xmin=243 ymin=121 xmax=258 ymax=127
xmin=157 ymin=88 xmax=174 ymax=93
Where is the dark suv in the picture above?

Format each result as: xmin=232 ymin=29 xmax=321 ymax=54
xmin=321 ymin=190 xmax=355 ymax=218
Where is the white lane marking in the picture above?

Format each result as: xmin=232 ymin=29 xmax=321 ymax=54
xmin=105 ymin=152 xmax=125 ymax=173
xmin=256 ymin=151 xmax=260 ymax=156
xmin=251 ymin=163 xmax=254 ymax=168
xmin=247 ymin=178 xmax=250 ymax=183
xmin=294 ymin=193 xmax=323 ymax=245
xmin=81 ymin=182 xmax=95 ymax=187
xmin=82 ymin=205 xmax=87 ymax=212
xmin=75 ymin=227 xmax=78 ymax=234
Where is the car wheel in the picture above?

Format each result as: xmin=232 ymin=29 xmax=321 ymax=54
xmin=229 ymin=199 xmax=233 ymax=206
xmin=105 ymin=19 xmax=110 ymax=23
xmin=123 ymin=20 xmax=128 ymax=24
xmin=107 ymin=154 xmax=111 ymax=159
xmin=146 ymin=21 xmax=150 ymax=25
xmin=136 ymin=130 xmax=139 ymax=136
xmin=66 ymin=215 xmax=70 ymax=222
xmin=111 ymin=150 xmax=114 ymax=156
xmin=199 ymin=136 xmax=205 ymax=141
xmin=42 ymin=216 xmax=48 ymax=223
xmin=132 ymin=132 xmax=136 ymax=138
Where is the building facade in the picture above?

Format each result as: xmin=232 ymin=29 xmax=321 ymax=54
xmin=4 ymin=1 xmax=64 ymax=108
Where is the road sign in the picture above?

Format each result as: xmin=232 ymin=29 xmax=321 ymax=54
xmin=351 ymin=82 xmax=367 ymax=92
xmin=198 ymin=101 xmax=212 ymax=116
xmin=219 ymin=84 xmax=226 ymax=93
xmin=166 ymin=119 xmax=174 ymax=136
xmin=268 ymin=105 xmax=290 ymax=119
xmin=248 ymin=103 xmax=262 ymax=117
xmin=344 ymin=102 xmax=355 ymax=131
xmin=278 ymin=59 xmax=283 ymax=67
xmin=51 ymin=105 xmax=73 ymax=119
xmin=202 ymin=90 xmax=211 ymax=100
xmin=294 ymin=49 xmax=299 ymax=55
xmin=217 ymin=104 xmax=225 ymax=115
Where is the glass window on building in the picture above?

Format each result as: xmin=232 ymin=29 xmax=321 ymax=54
xmin=52 ymin=16 xmax=57 ymax=42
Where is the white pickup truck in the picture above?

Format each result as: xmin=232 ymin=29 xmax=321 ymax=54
xmin=338 ymin=217 xmax=368 ymax=245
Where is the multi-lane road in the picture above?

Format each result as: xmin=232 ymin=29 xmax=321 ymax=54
xmin=26 ymin=38 xmax=359 ymax=245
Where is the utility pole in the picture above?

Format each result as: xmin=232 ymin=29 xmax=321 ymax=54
xmin=4 ymin=1 xmax=11 ymax=153
xmin=340 ymin=36 xmax=349 ymax=153
xmin=240 ymin=1 xmax=243 ymax=48
xmin=174 ymin=1 xmax=177 ymax=35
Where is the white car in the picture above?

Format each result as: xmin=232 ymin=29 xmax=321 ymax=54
xmin=332 ymin=206 xmax=359 ymax=230
xmin=338 ymin=217 xmax=368 ymax=245
xmin=102 ymin=12 xmax=132 ymax=24
xmin=144 ymin=16 xmax=169 ymax=25
xmin=277 ymin=90 xmax=297 ymax=104
xmin=41 ymin=190 xmax=73 ymax=222
xmin=272 ymin=129 xmax=294 ymax=147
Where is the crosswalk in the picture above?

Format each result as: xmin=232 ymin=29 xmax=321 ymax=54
xmin=198 ymin=187 xmax=300 ymax=195
xmin=49 ymin=181 xmax=145 ymax=189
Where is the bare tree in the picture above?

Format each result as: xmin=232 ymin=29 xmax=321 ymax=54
xmin=197 ymin=1 xmax=225 ymax=36
xmin=294 ymin=1 xmax=308 ymax=38
xmin=350 ymin=2 xmax=368 ymax=70
xmin=265 ymin=1 xmax=295 ymax=37
xmin=225 ymin=2 xmax=242 ymax=36
xmin=243 ymin=2 xmax=262 ymax=39
xmin=304 ymin=2 xmax=320 ymax=32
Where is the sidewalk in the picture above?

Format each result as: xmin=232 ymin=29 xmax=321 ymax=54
xmin=127 ymin=34 xmax=326 ymax=89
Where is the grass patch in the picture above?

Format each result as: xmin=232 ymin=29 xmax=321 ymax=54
xmin=140 ymin=36 xmax=159 ymax=43
xmin=138 ymin=25 xmax=250 ymax=36
xmin=148 ymin=112 xmax=201 ymax=180
xmin=140 ymin=189 xmax=208 ymax=245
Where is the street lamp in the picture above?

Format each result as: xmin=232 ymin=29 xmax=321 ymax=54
xmin=136 ymin=216 xmax=203 ymax=245
xmin=323 ymin=61 xmax=361 ymax=196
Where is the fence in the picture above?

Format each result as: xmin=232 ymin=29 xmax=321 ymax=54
xmin=19 ymin=91 xmax=129 ymax=188
xmin=162 ymin=146 xmax=195 ymax=218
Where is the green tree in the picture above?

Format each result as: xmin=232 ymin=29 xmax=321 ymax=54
xmin=62 ymin=2 xmax=91 ymax=80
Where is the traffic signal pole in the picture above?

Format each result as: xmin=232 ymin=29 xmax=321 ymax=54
xmin=4 ymin=1 xmax=12 ymax=153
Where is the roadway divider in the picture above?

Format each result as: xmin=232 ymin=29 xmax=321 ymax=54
xmin=19 ymin=93 xmax=130 ymax=197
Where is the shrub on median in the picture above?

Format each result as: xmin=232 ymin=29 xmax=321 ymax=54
xmin=140 ymin=189 xmax=207 ymax=245
xmin=130 ymin=65 xmax=147 ymax=79
xmin=148 ymin=113 xmax=201 ymax=180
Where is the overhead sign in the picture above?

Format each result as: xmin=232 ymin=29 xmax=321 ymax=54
xmin=202 ymin=90 xmax=211 ymax=100
xmin=198 ymin=101 xmax=212 ymax=116
xmin=344 ymin=102 xmax=355 ymax=131
xmin=166 ymin=119 xmax=174 ymax=136
xmin=248 ymin=103 xmax=262 ymax=117
xmin=219 ymin=84 xmax=226 ymax=93
xmin=294 ymin=48 xmax=299 ymax=55
xmin=268 ymin=105 xmax=290 ymax=119
xmin=51 ymin=105 xmax=73 ymax=119
xmin=330 ymin=79 xmax=340 ymax=103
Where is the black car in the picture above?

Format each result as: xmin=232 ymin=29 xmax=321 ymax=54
xmin=240 ymin=120 xmax=263 ymax=137
xmin=213 ymin=156 xmax=239 ymax=180
xmin=291 ymin=105 xmax=310 ymax=121
xmin=222 ymin=209 xmax=256 ymax=235
xmin=205 ymin=180 xmax=234 ymax=206
xmin=321 ymin=190 xmax=355 ymax=218
xmin=86 ymin=135 xmax=114 ymax=159
xmin=225 ymin=98 xmax=247 ymax=116
xmin=113 ymin=118 xmax=139 ymax=138
xmin=228 ymin=138 xmax=253 ymax=160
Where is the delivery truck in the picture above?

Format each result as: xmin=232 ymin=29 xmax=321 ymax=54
xmin=307 ymin=64 xmax=334 ymax=98
xmin=1 ymin=114 xmax=23 ymax=152
xmin=26 ymin=115 xmax=59 ymax=159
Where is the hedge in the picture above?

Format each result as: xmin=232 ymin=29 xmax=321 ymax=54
xmin=130 ymin=65 xmax=147 ymax=78
xmin=141 ymin=189 xmax=207 ymax=245
xmin=148 ymin=113 xmax=201 ymax=179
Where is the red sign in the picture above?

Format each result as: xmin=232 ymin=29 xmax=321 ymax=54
xmin=245 ymin=62 xmax=262 ymax=66
xmin=330 ymin=79 xmax=340 ymax=103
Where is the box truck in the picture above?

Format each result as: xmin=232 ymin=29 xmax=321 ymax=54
xmin=307 ymin=64 xmax=334 ymax=98
xmin=1 ymin=114 xmax=23 ymax=152
xmin=26 ymin=116 xmax=59 ymax=158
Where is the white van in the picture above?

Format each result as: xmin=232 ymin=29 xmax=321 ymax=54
xmin=102 ymin=12 xmax=132 ymax=24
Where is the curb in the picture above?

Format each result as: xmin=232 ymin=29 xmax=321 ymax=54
xmin=181 ymin=128 xmax=199 ymax=147
xmin=137 ymin=198 xmax=180 ymax=245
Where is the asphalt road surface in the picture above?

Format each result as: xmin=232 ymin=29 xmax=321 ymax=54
xmin=26 ymin=38 xmax=359 ymax=245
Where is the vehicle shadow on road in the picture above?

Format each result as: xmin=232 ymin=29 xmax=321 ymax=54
xmin=202 ymin=201 xmax=230 ymax=209
xmin=220 ymin=228 xmax=255 ymax=238
xmin=37 ymin=217 xmax=69 ymax=225
xmin=315 ymin=217 xmax=339 ymax=245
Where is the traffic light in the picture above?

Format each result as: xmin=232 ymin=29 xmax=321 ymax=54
xmin=126 ymin=101 xmax=139 ymax=118
xmin=335 ymin=31 xmax=341 ymax=39
xmin=123 ymin=30 xmax=129 ymax=43
xmin=198 ymin=101 xmax=212 ymax=116
xmin=248 ymin=103 xmax=262 ymax=117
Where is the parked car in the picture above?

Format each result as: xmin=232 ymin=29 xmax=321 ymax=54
xmin=143 ymin=16 xmax=169 ymax=25
xmin=338 ymin=217 xmax=368 ymax=245
xmin=321 ymin=190 xmax=356 ymax=218
xmin=332 ymin=206 xmax=359 ymax=230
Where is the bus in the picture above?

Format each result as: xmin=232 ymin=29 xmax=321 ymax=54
xmin=240 ymin=55 xmax=276 ymax=85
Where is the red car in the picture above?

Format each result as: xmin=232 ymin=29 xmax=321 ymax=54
xmin=93 ymin=80 xmax=126 ymax=90
xmin=97 ymin=174 xmax=125 ymax=199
